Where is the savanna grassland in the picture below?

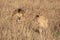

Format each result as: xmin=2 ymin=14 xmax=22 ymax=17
xmin=0 ymin=0 xmax=60 ymax=40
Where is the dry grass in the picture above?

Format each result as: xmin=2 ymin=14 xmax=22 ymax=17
xmin=0 ymin=0 xmax=60 ymax=40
